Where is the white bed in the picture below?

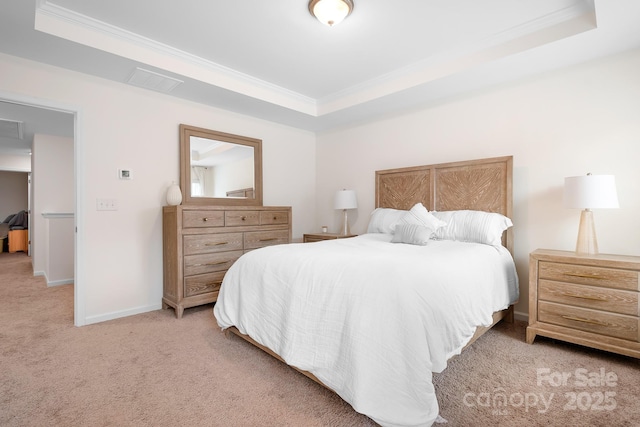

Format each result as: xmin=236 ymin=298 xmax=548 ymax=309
xmin=213 ymin=156 xmax=519 ymax=426
xmin=215 ymin=233 xmax=518 ymax=426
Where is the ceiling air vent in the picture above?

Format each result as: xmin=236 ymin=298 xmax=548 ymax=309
xmin=127 ymin=67 xmax=183 ymax=93
xmin=0 ymin=118 xmax=24 ymax=139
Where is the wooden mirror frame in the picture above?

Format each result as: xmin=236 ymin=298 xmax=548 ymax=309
xmin=179 ymin=124 xmax=263 ymax=206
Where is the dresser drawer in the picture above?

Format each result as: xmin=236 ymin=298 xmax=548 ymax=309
xmin=225 ymin=210 xmax=260 ymax=226
xmin=539 ymin=261 xmax=640 ymax=291
xmin=183 ymin=233 xmax=243 ymax=255
xmin=538 ymin=301 xmax=639 ymax=341
xmin=184 ymin=272 xmax=224 ymax=297
xmin=260 ymin=210 xmax=289 ymax=225
xmin=539 ymin=279 xmax=638 ymax=316
xmin=244 ymin=230 xmax=289 ymax=250
xmin=183 ymin=210 xmax=225 ymax=228
xmin=184 ymin=251 xmax=243 ymax=276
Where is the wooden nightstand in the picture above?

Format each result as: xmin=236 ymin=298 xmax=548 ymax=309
xmin=303 ymin=233 xmax=357 ymax=243
xmin=527 ymin=249 xmax=640 ymax=359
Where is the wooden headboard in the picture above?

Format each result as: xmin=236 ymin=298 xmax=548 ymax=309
xmin=375 ymin=156 xmax=513 ymax=253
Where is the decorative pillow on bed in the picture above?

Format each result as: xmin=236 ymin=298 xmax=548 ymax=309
xmin=391 ymin=224 xmax=431 ymax=246
xmin=366 ymin=207 xmax=407 ymax=234
xmin=399 ymin=203 xmax=446 ymax=235
xmin=431 ymin=210 xmax=513 ymax=246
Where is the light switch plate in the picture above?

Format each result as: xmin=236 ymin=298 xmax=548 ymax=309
xmin=96 ymin=198 xmax=118 ymax=211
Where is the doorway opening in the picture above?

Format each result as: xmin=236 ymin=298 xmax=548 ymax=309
xmin=0 ymin=92 xmax=84 ymax=326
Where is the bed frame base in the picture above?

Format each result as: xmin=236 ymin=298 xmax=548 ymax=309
xmin=224 ymin=305 xmax=514 ymax=391
xmin=224 ymin=326 xmax=335 ymax=393
xmin=462 ymin=305 xmax=514 ymax=351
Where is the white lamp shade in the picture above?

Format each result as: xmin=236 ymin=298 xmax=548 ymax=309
xmin=564 ymin=174 xmax=619 ymax=209
xmin=334 ymin=189 xmax=358 ymax=210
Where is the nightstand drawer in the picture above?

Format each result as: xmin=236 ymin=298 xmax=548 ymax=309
xmin=539 ymin=279 xmax=638 ymax=316
xmin=538 ymin=301 xmax=639 ymax=341
xmin=539 ymin=261 xmax=640 ymax=291
xmin=304 ymin=235 xmax=330 ymax=243
xmin=303 ymin=233 xmax=357 ymax=243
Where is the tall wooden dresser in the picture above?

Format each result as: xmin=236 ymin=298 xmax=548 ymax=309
xmin=527 ymin=249 xmax=640 ymax=358
xmin=163 ymin=205 xmax=291 ymax=318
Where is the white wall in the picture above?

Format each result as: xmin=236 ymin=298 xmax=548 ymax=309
xmin=0 ymin=52 xmax=316 ymax=325
xmin=32 ymin=134 xmax=74 ymax=279
xmin=42 ymin=214 xmax=74 ymax=285
xmin=316 ymin=48 xmax=640 ymax=319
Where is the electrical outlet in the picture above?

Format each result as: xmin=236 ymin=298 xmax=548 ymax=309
xmin=96 ymin=198 xmax=118 ymax=211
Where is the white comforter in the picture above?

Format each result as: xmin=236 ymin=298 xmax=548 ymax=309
xmin=214 ymin=234 xmax=519 ymax=427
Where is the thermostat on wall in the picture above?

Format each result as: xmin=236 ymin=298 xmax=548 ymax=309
xmin=118 ymin=169 xmax=132 ymax=180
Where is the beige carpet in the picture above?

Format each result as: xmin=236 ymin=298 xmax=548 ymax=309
xmin=1 ymin=252 xmax=638 ymax=426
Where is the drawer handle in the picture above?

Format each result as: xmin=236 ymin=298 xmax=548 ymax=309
xmin=273 ymin=216 xmax=278 ymax=220
xmin=561 ymin=315 xmax=609 ymax=327
xmin=241 ymin=216 xmax=246 ymax=221
xmin=259 ymin=238 xmax=278 ymax=242
xmin=205 ymin=242 xmax=228 ymax=246
xmin=202 ymin=217 xmax=210 ymax=222
xmin=563 ymin=272 xmax=604 ymax=280
xmin=560 ymin=291 xmax=608 ymax=302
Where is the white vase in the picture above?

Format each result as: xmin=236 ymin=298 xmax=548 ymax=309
xmin=166 ymin=182 xmax=182 ymax=206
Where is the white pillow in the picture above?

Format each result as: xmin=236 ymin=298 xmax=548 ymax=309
xmin=391 ymin=224 xmax=431 ymax=246
xmin=399 ymin=203 xmax=446 ymax=235
xmin=367 ymin=207 xmax=407 ymax=234
xmin=431 ymin=210 xmax=513 ymax=246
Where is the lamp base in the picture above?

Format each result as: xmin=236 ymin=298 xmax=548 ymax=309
xmin=341 ymin=209 xmax=351 ymax=236
xmin=576 ymin=209 xmax=598 ymax=255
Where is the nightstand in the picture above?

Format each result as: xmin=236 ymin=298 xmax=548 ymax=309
xmin=527 ymin=249 xmax=640 ymax=359
xmin=303 ymin=233 xmax=357 ymax=243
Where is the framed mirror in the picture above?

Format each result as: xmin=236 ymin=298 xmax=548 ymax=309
xmin=179 ymin=124 xmax=263 ymax=206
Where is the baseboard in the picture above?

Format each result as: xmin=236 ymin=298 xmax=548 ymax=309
xmin=84 ymin=303 xmax=163 ymax=325
xmin=37 ymin=270 xmax=74 ymax=287
xmin=514 ymin=310 xmax=528 ymax=322
xmin=47 ymin=278 xmax=74 ymax=287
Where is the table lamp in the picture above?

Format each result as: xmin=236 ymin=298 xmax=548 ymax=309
xmin=563 ymin=173 xmax=619 ymax=255
xmin=334 ymin=189 xmax=357 ymax=235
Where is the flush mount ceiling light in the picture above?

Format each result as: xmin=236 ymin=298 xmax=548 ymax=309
xmin=308 ymin=0 xmax=354 ymax=27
